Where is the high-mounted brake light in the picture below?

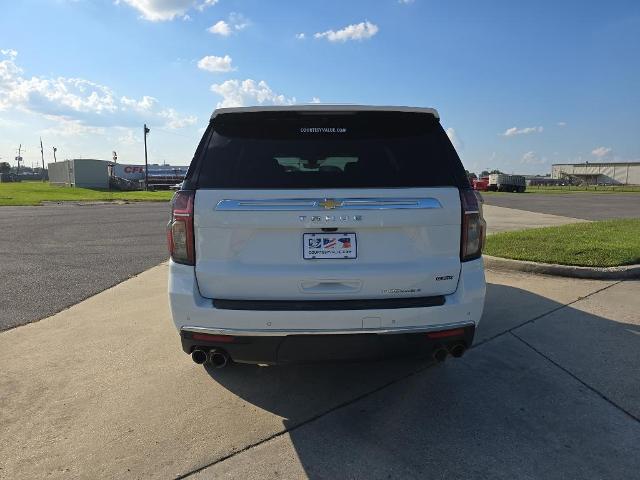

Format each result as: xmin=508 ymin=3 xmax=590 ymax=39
xmin=460 ymin=189 xmax=486 ymax=262
xmin=167 ymin=190 xmax=195 ymax=265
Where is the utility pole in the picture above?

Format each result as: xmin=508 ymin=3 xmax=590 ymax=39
xmin=52 ymin=146 xmax=57 ymax=163
xmin=16 ymin=144 xmax=22 ymax=176
xmin=143 ymin=124 xmax=150 ymax=191
xmin=40 ymin=137 xmax=46 ymax=182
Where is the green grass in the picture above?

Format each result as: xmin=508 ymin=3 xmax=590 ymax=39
xmin=485 ymin=219 xmax=640 ymax=267
xmin=0 ymin=181 xmax=174 ymax=206
xmin=482 ymin=185 xmax=640 ymax=195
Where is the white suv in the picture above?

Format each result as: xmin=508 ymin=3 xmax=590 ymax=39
xmin=168 ymin=105 xmax=486 ymax=368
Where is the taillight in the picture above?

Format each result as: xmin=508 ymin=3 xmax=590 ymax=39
xmin=460 ymin=189 xmax=486 ymax=261
xmin=167 ymin=190 xmax=195 ymax=265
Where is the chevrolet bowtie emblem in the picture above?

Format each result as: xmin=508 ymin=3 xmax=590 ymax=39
xmin=319 ymin=199 xmax=341 ymax=210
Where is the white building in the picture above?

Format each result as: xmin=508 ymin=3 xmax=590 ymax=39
xmin=551 ymin=162 xmax=640 ymax=185
xmin=48 ymin=159 xmax=109 ymax=188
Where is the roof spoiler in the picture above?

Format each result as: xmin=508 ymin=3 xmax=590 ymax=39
xmin=210 ymin=105 xmax=440 ymax=120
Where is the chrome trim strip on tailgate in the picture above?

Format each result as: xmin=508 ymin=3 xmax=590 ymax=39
xmin=181 ymin=321 xmax=475 ymax=337
xmin=215 ymin=197 xmax=442 ymax=211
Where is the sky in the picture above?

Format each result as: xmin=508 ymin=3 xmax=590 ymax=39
xmin=1 ymin=0 xmax=639 ymax=174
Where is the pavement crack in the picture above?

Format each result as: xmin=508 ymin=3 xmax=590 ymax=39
xmin=509 ymin=330 xmax=640 ymax=424
xmin=474 ymin=280 xmax=624 ymax=349
xmin=173 ymin=362 xmax=434 ymax=479
xmin=174 ymin=279 xmax=628 ymax=478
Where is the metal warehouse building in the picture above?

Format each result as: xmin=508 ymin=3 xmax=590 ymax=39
xmin=551 ymin=162 xmax=640 ymax=185
xmin=48 ymin=159 xmax=109 ymax=188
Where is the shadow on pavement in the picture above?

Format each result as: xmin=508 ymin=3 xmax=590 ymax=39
xmin=200 ymin=283 xmax=640 ymax=479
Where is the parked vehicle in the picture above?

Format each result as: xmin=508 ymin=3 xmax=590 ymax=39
xmin=487 ymin=173 xmax=526 ymax=192
xmin=472 ymin=177 xmax=489 ymax=191
xmin=167 ymin=105 xmax=487 ymax=368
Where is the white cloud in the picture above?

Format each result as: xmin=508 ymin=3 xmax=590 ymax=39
xmin=557 ymin=121 xmax=567 ymax=127
xmin=296 ymin=33 xmax=306 ymax=40
xmin=208 ymin=20 xmax=231 ymax=36
xmin=210 ymin=79 xmax=296 ymax=108
xmin=398 ymin=0 xmax=415 ymax=3
xmin=159 ymin=108 xmax=197 ymax=129
xmin=314 ymin=21 xmax=379 ymax=42
xmin=197 ymin=55 xmax=236 ymax=73
xmin=196 ymin=0 xmax=218 ymax=11
xmin=0 ymin=49 xmax=196 ymax=132
xmin=41 ymin=115 xmax=106 ymax=137
xmin=120 ymin=95 xmax=158 ymax=112
xmin=116 ymin=0 xmax=218 ymax=21
xmin=446 ymin=127 xmax=464 ymax=151
xmin=207 ymin=13 xmax=249 ymax=36
xmin=310 ymin=97 xmax=321 ymax=103
xmin=591 ymin=146 xmax=612 ymax=158
xmin=1 ymin=48 xmax=17 ymax=59
xmin=501 ymin=126 xmax=543 ymax=137
xmin=117 ymin=0 xmax=196 ymax=21
xmin=520 ymin=151 xmax=547 ymax=164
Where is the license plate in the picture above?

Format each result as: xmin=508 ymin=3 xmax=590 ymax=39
xmin=303 ymin=233 xmax=357 ymax=259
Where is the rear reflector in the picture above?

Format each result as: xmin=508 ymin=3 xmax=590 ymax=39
xmin=426 ymin=328 xmax=465 ymax=339
xmin=192 ymin=333 xmax=235 ymax=343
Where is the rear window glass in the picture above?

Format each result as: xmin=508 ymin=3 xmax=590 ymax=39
xmin=193 ymin=111 xmax=468 ymax=189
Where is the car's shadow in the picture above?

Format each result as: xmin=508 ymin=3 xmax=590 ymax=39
xmin=202 ymin=282 xmax=640 ymax=479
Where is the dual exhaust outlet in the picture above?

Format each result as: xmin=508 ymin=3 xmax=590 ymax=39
xmin=193 ymin=343 xmax=464 ymax=366
xmin=191 ymin=348 xmax=229 ymax=368
xmin=433 ymin=342 xmax=466 ymax=363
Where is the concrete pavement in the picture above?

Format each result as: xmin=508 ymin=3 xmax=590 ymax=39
xmin=483 ymin=204 xmax=586 ymax=233
xmin=1 ymin=265 xmax=638 ymax=479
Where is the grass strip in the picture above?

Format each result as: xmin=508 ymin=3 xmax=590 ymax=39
xmin=484 ymin=219 xmax=640 ymax=267
xmin=0 ymin=181 xmax=174 ymax=206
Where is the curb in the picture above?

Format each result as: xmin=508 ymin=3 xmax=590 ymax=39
xmin=483 ymin=255 xmax=640 ymax=280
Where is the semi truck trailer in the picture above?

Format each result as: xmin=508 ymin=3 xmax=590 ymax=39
xmin=487 ymin=174 xmax=526 ymax=192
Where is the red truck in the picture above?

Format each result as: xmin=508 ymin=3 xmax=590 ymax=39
xmin=472 ymin=177 xmax=489 ymax=191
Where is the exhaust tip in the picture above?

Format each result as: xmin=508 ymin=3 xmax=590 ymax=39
xmin=449 ymin=343 xmax=466 ymax=358
xmin=433 ymin=347 xmax=448 ymax=363
xmin=191 ymin=349 xmax=208 ymax=365
xmin=209 ymin=350 xmax=229 ymax=369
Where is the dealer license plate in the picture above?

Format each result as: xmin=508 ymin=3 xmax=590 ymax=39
xmin=303 ymin=233 xmax=357 ymax=259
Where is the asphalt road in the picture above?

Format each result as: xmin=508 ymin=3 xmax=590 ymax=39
xmin=482 ymin=192 xmax=640 ymax=220
xmin=0 ymin=202 xmax=170 ymax=331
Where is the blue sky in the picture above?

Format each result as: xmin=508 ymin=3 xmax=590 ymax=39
xmin=1 ymin=0 xmax=639 ymax=174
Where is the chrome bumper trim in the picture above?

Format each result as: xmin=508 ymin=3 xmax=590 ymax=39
xmin=181 ymin=321 xmax=475 ymax=337
xmin=215 ymin=197 xmax=443 ymax=211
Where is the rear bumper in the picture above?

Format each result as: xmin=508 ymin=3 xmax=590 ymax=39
xmin=180 ymin=323 xmax=475 ymax=364
xmin=168 ymin=257 xmax=485 ymax=364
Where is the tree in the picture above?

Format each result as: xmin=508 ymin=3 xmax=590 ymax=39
xmin=490 ymin=169 xmax=503 ymax=174
xmin=480 ymin=170 xmax=490 ymax=177
xmin=465 ymin=170 xmax=477 ymax=180
xmin=0 ymin=162 xmax=10 ymax=174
